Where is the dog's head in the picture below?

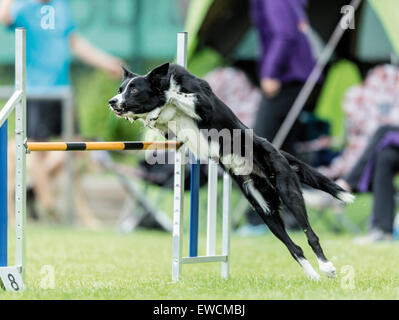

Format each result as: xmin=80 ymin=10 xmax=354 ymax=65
xmin=108 ymin=63 xmax=170 ymax=119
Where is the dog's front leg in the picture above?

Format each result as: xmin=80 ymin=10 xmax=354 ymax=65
xmin=146 ymin=107 xmax=162 ymax=128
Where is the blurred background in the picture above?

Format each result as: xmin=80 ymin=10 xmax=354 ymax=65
xmin=1 ymin=0 xmax=398 ymax=243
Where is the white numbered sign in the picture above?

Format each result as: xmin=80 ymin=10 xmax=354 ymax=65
xmin=0 ymin=266 xmax=25 ymax=292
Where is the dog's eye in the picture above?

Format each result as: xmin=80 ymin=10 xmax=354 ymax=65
xmin=131 ymin=88 xmax=138 ymax=95
xmin=118 ymin=88 xmax=122 ymax=94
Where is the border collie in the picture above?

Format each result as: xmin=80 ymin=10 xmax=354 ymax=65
xmin=108 ymin=63 xmax=354 ymax=280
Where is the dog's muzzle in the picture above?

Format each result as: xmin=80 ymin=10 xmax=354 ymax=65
xmin=108 ymin=97 xmax=125 ymax=116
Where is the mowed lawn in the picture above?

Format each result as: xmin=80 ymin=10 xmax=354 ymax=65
xmin=1 ymin=222 xmax=398 ymax=300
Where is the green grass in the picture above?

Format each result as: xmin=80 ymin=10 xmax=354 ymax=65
xmin=1 ymin=223 xmax=398 ymax=300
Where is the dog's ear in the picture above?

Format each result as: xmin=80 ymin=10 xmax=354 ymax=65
xmin=121 ymin=64 xmax=136 ymax=80
xmin=147 ymin=62 xmax=170 ymax=88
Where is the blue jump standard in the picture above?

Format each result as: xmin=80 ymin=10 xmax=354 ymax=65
xmin=0 ymin=121 xmax=7 ymax=267
xmin=189 ymin=154 xmax=200 ymax=257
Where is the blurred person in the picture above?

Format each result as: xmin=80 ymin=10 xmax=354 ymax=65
xmin=334 ymin=125 xmax=399 ymax=244
xmin=240 ymin=0 xmax=318 ymax=234
xmin=251 ymin=0 xmax=316 ymax=155
xmin=301 ymin=63 xmax=399 ymax=240
xmin=318 ymin=64 xmax=399 ymax=180
xmin=0 ymin=0 xmax=123 ymax=220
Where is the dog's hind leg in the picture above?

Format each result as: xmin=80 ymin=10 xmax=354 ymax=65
xmin=261 ymin=211 xmax=321 ymax=281
xmin=276 ymin=175 xmax=337 ymax=278
xmin=236 ymin=177 xmax=321 ymax=280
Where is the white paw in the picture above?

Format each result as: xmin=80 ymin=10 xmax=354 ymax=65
xmin=298 ymin=258 xmax=321 ymax=281
xmin=318 ymin=260 xmax=337 ymax=278
xmin=338 ymin=191 xmax=355 ymax=204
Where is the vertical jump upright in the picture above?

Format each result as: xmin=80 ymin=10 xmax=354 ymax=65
xmin=0 ymin=28 xmax=26 ymax=291
xmin=171 ymin=32 xmax=232 ymax=282
xmin=14 ymin=28 xmax=27 ymax=281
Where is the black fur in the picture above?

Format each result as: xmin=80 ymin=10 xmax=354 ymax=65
xmin=109 ymin=63 xmax=352 ymax=278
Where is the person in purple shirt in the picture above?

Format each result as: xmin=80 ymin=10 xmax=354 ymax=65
xmin=250 ymin=0 xmax=316 ymax=154
xmin=238 ymin=0 xmax=317 ymax=234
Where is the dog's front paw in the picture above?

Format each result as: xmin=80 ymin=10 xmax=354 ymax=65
xmin=318 ymin=260 xmax=337 ymax=278
xmin=299 ymin=258 xmax=321 ymax=281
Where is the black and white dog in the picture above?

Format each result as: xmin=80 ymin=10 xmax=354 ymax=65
xmin=108 ymin=63 xmax=354 ymax=280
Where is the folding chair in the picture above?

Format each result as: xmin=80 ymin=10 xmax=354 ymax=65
xmin=91 ymin=150 xmax=174 ymax=232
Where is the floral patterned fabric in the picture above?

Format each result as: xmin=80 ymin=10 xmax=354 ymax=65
xmin=319 ymin=64 xmax=399 ymax=178
xmin=204 ymin=67 xmax=262 ymax=128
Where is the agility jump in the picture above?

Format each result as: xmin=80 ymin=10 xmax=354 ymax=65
xmin=26 ymin=141 xmax=181 ymax=152
xmin=0 ymin=29 xmax=231 ymax=291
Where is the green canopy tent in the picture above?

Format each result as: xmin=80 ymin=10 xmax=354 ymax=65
xmin=369 ymin=0 xmax=399 ymax=56
xmin=315 ymin=0 xmax=399 ymax=139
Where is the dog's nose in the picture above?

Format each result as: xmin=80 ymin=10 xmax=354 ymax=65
xmin=108 ymin=98 xmax=118 ymax=107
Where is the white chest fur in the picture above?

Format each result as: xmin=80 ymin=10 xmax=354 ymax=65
xmin=151 ymin=77 xmax=220 ymax=160
xmin=130 ymin=76 xmax=253 ymax=175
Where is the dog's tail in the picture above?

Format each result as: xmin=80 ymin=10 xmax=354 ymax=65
xmin=281 ymin=151 xmax=355 ymax=203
